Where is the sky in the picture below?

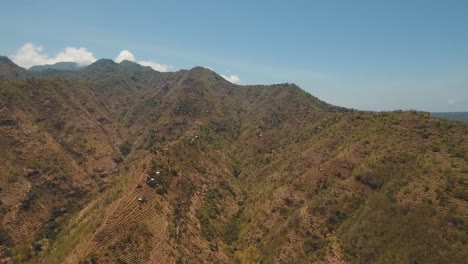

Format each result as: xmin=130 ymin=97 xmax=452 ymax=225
xmin=1 ymin=0 xmax=467 ymax=112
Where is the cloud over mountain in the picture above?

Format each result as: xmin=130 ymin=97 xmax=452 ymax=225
xmin=11 ymin=43 xmax=172 ymax=72
xmin=138 ymin=60 xmax=172 ymax=72
xmin=114 ymin=49 xmax=172 ymax=72
xmin=12 ymin=43 xmax=96 ymax=68
xmin=221 ymin=74 xmax=241 ymax=84
xmin=114 ymin=50 xmax=136 ymax=63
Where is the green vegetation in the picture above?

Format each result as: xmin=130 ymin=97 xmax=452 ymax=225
xmin=340 ymin=195 xmax=468 ymax=263
xmin=0 ymin=227 xmax=12 ymax=246
xmin=119 ymin=141 xmax=132 ymax=156
xmin=197 ymin=190 xmax=222 ymax=241
xmin=303 ymin=234 xmax=328 ymax=254
xmin=20 ymin=191 xmax=38 ymax=211
xmin=145 ymin=161 xmax=177 ymax=195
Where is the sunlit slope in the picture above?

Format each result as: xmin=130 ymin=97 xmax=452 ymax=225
xmin=0 ymin=57 xmax=466 ymax=263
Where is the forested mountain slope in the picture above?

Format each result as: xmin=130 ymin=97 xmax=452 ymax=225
xmin=0 ymin=57 xmax=466 ymax=263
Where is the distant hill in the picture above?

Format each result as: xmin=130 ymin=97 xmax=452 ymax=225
xmin=431 ymin=112 xmax=468 ymax=122
xmin=29 ymin=61 xmax=82 ymax=71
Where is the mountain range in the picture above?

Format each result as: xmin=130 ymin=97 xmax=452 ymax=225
xmin=0 ymin=56 xmax=467 ymax=264
xmin=431 ymin=112 xmax=468 ymax=123
xmin=29 ymin=62 xmax=82 ymax=72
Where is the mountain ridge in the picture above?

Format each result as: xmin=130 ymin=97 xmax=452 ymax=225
xmin=0 ymin=56 xmax=27 ymax=81
xmin=29 ymin=62 xmax=82 ymax=72
xmin=0 ymin=56 xmax=467 ymax=263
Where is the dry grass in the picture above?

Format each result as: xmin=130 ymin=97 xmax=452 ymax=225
xmin=0 ymin=60 xmax=466 ymax=263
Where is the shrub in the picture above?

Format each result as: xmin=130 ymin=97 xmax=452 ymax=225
xmin=33 ymin=242 xmax=43 ymax=252
xmin=303 ymin=235 xmax=327 ymax=254
xmin=119 ymin=141 xmax=132 ymax=156
xmin=198 ymin=210 xmax=215 ymax=241
xmin=233 ymin=166 xmax=241 ymax=178
xmin=112 ymin=155 xmax=123 ymax=164
xmin=37 ymin=220 xmax=61 ymax=240
xmin=0 ymin=227 xmax=12 ymax=246
xmin=448 ymin=146 xmax=466 ymax=159
xmin=53 ymin=120 xmax=65 ymax=131
xmin=355 ymin=172 xmax=384 ymax=190
xmin=20 ymin=192 xmax=38 ymax=211
xmin=454 ymin=189 xmax=468 ymax=201
xmin=156 ymin=184 xmax=167 ymax=195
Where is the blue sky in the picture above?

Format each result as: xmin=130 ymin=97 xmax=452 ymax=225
xmin=1 ymin=0 xmax=467 ymax=111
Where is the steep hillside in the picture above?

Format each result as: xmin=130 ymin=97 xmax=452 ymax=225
xmin=0 ymin=65 xmax=125 ymax=262
xmin=0 ymin=56 xmax=27 ymax=81
xmin=0 ymin=57 xmax=467 ymax=264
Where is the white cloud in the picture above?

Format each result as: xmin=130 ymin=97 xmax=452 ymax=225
xmin=12 ymin=43 xmax=96 ymax=68
xmin=54 ymin=47 xmax=96 ymax=66
xmin=138 ymin=60 xmax=172 ymax=72
xmin=114 ymin=49 xmax=172 ymax=72
xmin=11 ymin=43 xmax=50 ymax=68
xmin=11 ymin=43 xmax=172 ymax=72
xmin=221 ymin=74 xmax=241 ymax=84
xmin=448 ymin=99 xmax=456 ymax=105
xmin=114 ymin=50 xmax=136 ymax=63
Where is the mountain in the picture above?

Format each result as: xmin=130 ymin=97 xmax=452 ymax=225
xmin=29 ymin=62 xmax=82 ymax=72
xmin=0 ymin=56 xmax=27 ymax=81
xmin=432 ymin=112 xmax=468 ymax=123
xmin=0 ymin=57 xmax=467 ymax=264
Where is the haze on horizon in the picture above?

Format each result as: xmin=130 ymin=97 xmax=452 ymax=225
xmin=1 ymin=0 xmax=467 ymax=112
